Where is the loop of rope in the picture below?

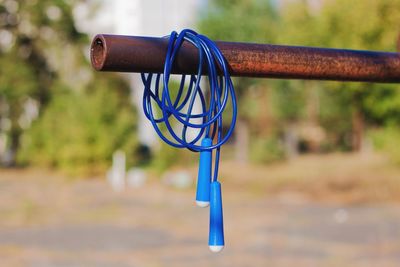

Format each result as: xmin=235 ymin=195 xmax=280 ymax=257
xmin=141 ymin=29 xmax=237 ymax=181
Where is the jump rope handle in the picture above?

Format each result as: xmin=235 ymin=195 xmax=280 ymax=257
xmin=142 ymin=30 xmax=234 ymax=253
xmin=196 ymin=138 xmax=212 ymax=207
xmin=208 ymin=181 xmax=224 ymax=252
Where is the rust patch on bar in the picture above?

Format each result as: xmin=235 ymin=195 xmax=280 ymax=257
xmin=90 ymin=34 xmax=400 ymax=83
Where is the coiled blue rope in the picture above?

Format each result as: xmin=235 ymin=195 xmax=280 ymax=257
xmin=141 ymin=29 xmax=237 ymax=181
xmin=141 ymin=29 xmax=237 ymax=252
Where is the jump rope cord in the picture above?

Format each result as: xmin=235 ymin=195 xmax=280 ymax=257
xmin=140 ymin=29 xmax=237 ymax=252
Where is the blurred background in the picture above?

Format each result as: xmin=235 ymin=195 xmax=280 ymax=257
xmin=1 ymin=0 xmax=400 ymax=266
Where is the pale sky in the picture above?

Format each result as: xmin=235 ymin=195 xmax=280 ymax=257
xmin=73 ymin=0 xmax=204 ymax=37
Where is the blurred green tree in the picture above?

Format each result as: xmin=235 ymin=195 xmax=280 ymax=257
xmin=279 ymin=0 xmax=400 ymax=151
xmin=18 ymin=76 xmax=138 ymax=175
xmin=0 ymin=0 xmax=140 ymax=174
xmin=199 ymin=0 xmax=400 ymax=161
xmin=199 ymin=0 xmax=284 ymax=162
xmin=0 ymin=0 xmax=86 ymax=164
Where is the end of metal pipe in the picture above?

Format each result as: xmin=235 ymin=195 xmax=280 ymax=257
xmin=91 ymin=35 xmax=106 ymax=71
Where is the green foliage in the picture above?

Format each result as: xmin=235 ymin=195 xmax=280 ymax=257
xmin=369 ymin=126 xmax=400 ymax=164
xmin=250 ymin=135 xmax=285 ymax=163
xmin=198 ymin=0 xmax=278 ymax=105
xmin=316 ymin=1 xmax=400 ymax=151
xmin=317 ymin=0 xmax=400 ymax=50
xmin=0 ymin=0 xmax=89 ymax=165
xmin=362 ymin=84 xmax=400 ymax=124
xmin=0 ymin=53 xmax=38 ymax=99
xmin=2 ymin=0 xmax=400 ymax=173
xmin=199 ymin=0 xmax=400 ymax=160
xmin=317 ymin=84 xmax=353 ymax=150
xmin=0 ymin=0 xmax=141 ymax=175
xmin=199 ymin=0 xmax=278 ymax=43
xmin=149 ymin=142 xmax=197 ymax=174
xmin=18 ymin=76 xmax=139 ymax=176
xmin=269 ymin=80 xmax=307 ymax=122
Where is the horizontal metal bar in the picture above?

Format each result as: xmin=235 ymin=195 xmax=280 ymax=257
xmin=91 ymin=34 xmax=400 ymax=83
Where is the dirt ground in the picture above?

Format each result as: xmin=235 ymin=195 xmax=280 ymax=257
xmin=0 ymin=153 xmax=399 ymax=267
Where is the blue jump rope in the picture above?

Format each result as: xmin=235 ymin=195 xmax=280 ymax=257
xmin=141 ymin=29 xmax=237 ymax=252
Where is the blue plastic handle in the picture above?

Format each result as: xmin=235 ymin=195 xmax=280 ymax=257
xmin=208 ymin=181 xmax=224 ymax=252
xmin=196 ymin=138 xmax=212 ymax=207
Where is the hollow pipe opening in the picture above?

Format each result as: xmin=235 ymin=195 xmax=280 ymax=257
xmin=91 ymin=36 xmax=106 ymax=70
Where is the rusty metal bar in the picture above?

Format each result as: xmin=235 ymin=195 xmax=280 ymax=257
xmin=91 ymin=34 xmax=400 ymax=83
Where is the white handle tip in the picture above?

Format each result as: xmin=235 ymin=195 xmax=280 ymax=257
xmin=196 ymin=201 xmax=210 ymax=208
xmin=209 ymin=245 xmax=224 ymax=253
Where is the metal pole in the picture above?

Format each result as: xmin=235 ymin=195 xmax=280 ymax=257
xmin=91 ymin=34 xmax=400 ymax=83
